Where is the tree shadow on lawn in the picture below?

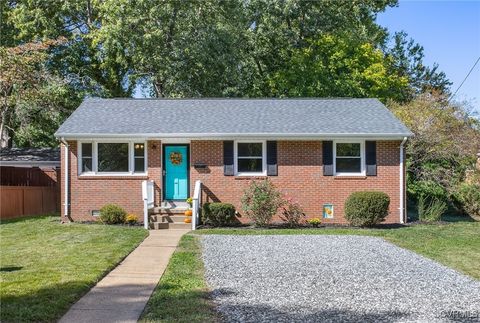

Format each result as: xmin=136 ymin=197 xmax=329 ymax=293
xmin=1 ymin=280 xmax=91 ymax=322
xmin=0 ymin=213 xmax=60 ymax=225
xmin=442 ymin=214 xmax=477 ymax=223
xmin=140 ymin=281 xmax=220 ymax=322
xmin=0 ymin=266 xmax=22 ymax=272
xmin=3 ymin=280 xmax=181 ymax=323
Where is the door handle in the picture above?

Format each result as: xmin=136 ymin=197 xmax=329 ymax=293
xmin=162 ymin=170 xmax=166 ymax=176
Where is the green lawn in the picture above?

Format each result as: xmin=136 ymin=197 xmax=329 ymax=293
xmin=0 ymin=215 xmax=148 ymax=322
xmin=197 ymin=218 xmax=480 ymax=280
xmin=140 ymin=235 xmax=218 ymax=323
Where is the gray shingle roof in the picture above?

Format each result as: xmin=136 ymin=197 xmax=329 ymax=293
xmin=55 ymin=98 xmax=412 ymax=138
xmin=0 ymin=148 xmax=60 ymax=167
xmin=0 ymin=148 xmax=60 ymax=162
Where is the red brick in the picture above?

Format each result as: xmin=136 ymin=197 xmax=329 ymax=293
xmin=61 ymin=140 xmax=405 ymax=224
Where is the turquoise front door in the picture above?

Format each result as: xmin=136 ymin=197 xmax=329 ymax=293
xmin=164 ymin=145 xmax=188 ymax=200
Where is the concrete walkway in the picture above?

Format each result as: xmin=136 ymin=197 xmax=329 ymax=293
xmin=60 ymin=229 xmax=189 ymax=323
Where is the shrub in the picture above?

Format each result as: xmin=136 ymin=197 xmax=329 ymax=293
xmin=99 ymin=204 xmax=127 ymax=224
xmin=454 ymin=184 xmax=480 ymax=218
xmin=125 ymin=214 xmax=138 ymax=225
xmin=418 ymin=195 xmax=447 ymax=222
xmin=241 ymin=179 xmax=284 ymax=227
xmin=279 ymin=198 xmax=305 ymax=228
xmin=307 ymin=218 xmax=321 ymax=227
xmin=202 ymin=202 xmax=236 ymax=227
xmin=344 ymin=191 xmax=390 ymax=227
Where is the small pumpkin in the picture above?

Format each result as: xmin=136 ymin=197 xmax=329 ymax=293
xmin=184 ymin=209 xmax=192 ymax=216
xmin=184 ymin=217 xmax=192 ymax=223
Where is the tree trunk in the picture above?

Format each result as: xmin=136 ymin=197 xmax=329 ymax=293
xmin=153 ymin=81 xmax=165 ymax=98
xmin=0 ymin=120 xmax=11 ymax=148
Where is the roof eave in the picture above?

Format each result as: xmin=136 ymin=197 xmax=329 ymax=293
xmin=55 ymin=132 xmax=413 ymax=140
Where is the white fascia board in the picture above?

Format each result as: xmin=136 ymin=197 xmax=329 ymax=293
xmin=56 ymin=132 xmax=413 ymax=141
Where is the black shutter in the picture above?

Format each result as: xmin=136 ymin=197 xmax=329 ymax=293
xmin=223 ymin=141 xmax=234 ymax=176
xmin=366 ymin=141 xmax=377 ymax=176
xmin=323 ymin=141 xmax=333 ymax=176
xmin=266 ymin=141 xmax=278 ymax=176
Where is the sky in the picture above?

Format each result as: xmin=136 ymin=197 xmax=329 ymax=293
xmin=377 ymin=0 xmax=480 ymax=115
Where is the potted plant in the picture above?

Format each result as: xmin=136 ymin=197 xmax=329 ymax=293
xmin=186 ymin=197 xmax=193 ymax=208
xmin=307 ymin=218 xmax=321 ymax=228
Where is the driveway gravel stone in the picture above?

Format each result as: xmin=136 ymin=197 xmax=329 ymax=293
xmin=201 ymin=235 xmax=480 ymax=322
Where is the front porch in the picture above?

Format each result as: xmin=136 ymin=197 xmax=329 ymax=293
xmin=142 ymin=179 xmax=202 ymax=230
xmin=148 ymin=200 xmax=191 ymax=230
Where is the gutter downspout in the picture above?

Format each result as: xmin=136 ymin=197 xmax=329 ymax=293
xmin=399 ymin=137 xmax=408 ymax=224
xmin=60 ymin=138 xmax=70 ymax=220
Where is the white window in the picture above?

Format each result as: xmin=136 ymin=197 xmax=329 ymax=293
xmin=334 ymin=141 xmax=365 ymax=176
xmin=98 ymin=143 xmax=129 ymax=172
xmin=133 ymin=143 xmax=146 ymax=172
xmin=235 ymin=141 xmax=266 ymax=176
xmin=80 ymin=143 xmax=93 ymax=172
xmin=78 ymin=141 xmax=147 ymax=175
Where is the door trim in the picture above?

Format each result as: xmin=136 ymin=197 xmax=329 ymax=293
xmin=162 ymin=144 xmax=190 ymax=201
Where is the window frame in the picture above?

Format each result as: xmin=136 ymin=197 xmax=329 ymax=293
xmin=80 ymin=142 xmax=93 ymax=173
xmin=234 ymin=140 xmax=267 ymax=176
xmin=333 ymin=140 xmax=365 ymax=176
xmin=133 ymin=142 xmax=146 ymax=173
xmin=77 ymin=140 xmax=147 ymax=176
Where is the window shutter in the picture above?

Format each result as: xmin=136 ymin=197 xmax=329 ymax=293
xmin=223 ymin=141 xmax=234 ymax=176
xmin=323 ymin=141 xmax=333 ymax=176
xmin=366 ymin=141 xmax=377 ymax=176
xmin=266 ymin=141 xmax=278 ymax=176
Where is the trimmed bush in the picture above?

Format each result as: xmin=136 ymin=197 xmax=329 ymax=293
xmin=99 ymin=204 xmax=127 ymax=224
xmin=202 ymin=202 xmax=236 ymax=227
xmin=241 ymin=179 xmax=284 ymax=227
xmin=454 ymin=183 xmax=480 ymax=218
xmin=344 ymin=191 xmax=390 ymax=227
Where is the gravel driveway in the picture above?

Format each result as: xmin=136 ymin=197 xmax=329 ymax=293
xmin=201 ymin=235 xmax=480 ymax=322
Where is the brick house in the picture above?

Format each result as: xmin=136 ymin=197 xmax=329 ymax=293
xmin=55 ymin=98 xmax=412 ymax=227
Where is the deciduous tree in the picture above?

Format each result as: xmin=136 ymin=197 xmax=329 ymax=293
xmin=0 ymin=40 xmax=80 ymax=147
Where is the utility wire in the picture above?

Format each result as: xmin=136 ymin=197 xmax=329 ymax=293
xmin=449 ymin=56 xmax=480 ymax=101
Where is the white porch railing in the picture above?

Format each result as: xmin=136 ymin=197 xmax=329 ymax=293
xmin=191 ymin=180 xmax=202 ymax=230
xmin=142 ymin=180 xmax=154 ymax=229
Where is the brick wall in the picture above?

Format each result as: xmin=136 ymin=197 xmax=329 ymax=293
xmin=62 ymin=139 xmax=403 ymax=224
xmin=190 ymin=140 xmax=403 ymax=224
xmin=61 ymin=140 xmax=162 ymax=222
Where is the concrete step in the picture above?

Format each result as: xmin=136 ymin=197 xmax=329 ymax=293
xmin=149 ymin=207 xmax=189 ymax=215
xmin=162 ymin=215 xmax=188 ymax=223
xmin=161 ymin=200 xmax=190 ymax=209
xmin=149 ymin=222 xmax=192 ymax=230
xmin=149 ymin=214 xmax=188 ymax=223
